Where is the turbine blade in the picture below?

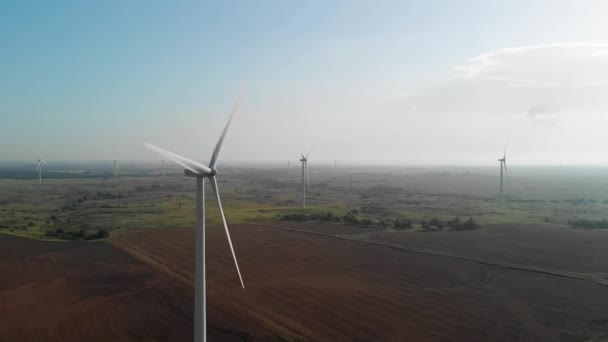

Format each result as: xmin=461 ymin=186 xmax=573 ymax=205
xmin=305 ymin=150 xmax=311 ymax=159
xmin=300 ymin=153 xmax=305 ymax=160
xmin=209 ymin=176 xmax=245 ymax=289
xmin=36 ymin=161 xmax=41 ymax=170
xmin=41 ymin=160 xmax=48 ymax=164
xmin=144 ymin=143 xmax=211 ymax=175
xmin=209 ymin=102 xmax=238 ymax=170
xmin=504 ymin=159 xmax=507 ymax=172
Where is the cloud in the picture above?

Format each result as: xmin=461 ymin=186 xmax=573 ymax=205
xmin=526 ymin=104 xmax=565 ymax=127
xmin=453 ymin=42 xmax=608 ymax=87
xmin=368 ymin=42 xmax=608 ymax=163
xmin=380 ymin=91 xmax=418 ymax=100
xmin=527 ymin=104 xmax=558 ymax=117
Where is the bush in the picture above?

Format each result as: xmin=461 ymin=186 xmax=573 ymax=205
xmin=342 ymin=212 xmax=360 ymax=224
xmin=420 ymin=220 xmax=430 ymax=230
xmin=429 ymin=217 xmax=444 ymax=229
xmin=87 ymin=229 xmax=109 ymax=240
xmin=446 ymin=217 xmax=461 ymax=230
xmin=393 ymin=219 xmax=412 ymax=230
xmin=459 ymin=217 xmax=479 ymax=230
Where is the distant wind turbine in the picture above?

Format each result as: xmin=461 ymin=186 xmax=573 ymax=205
xmin=144 ymin=102 xmax=243 ymax=342
xmin=299 ymin=152 xmax=311 ymax=208
xmin=498 ymin=145 xmax=507 ymax=202
xmin=36 ymin=153 xmax=48 ymax=184
xmin=161 ymin=159 xmax=165 ymax=177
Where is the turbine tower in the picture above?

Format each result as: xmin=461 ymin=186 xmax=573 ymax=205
xmin=113 ymin=160 xmax=119 ymax=180
xmin=36 ymin=153 xmax=48 ymax=184
xmin=498 ymin=146 xmax=507 ymax=202
xmin=144 ymin=103 xmax=243 ymax=342
xmin=299 ymin=152 xmax=311 ymax=208
xmin=161 ymin=159 xmax=165 ymax=177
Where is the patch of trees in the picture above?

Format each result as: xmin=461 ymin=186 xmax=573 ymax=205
xmin=419 ymin=217 xmax=479 ymax=231
xmin=60 ymin=191 xmax=126 ymax=211
xmin=281 ymin=211 xmax=341 ymax=223
xmin=570 ymin=219 xmax=608 ymax=229
xmin=342 ymin=211 xmax=373 ymax=226
xmin=280 ymin=210 xmax=376 ymax=226
xmin=45 ymin=228 xmax=110 ymax=240
xmin=393 ymin=219 xmax=413 ymax=230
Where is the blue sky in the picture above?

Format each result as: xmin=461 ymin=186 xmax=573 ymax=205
xmin=2 ymin=1 xmax=608 ymax=164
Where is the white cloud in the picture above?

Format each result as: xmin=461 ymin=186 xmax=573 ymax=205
xmin=368 ymin=42 xmax=608 ymax=164
xmin=453 ymin=42 xmax=608 ymax=88
xmin=380 ymin=91 xmax=418 ymax=100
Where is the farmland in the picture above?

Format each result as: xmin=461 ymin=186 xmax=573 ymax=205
xmin=2 ymin=164 xmax=608 ymax=341
xmin=111 ymin=223 xmax=608 ymax=341
xmin=0 ymin=234 xmax=193 ymax=341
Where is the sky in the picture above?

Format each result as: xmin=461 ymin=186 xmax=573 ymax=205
xmin=1 ymin=0 xmax=608 ymax=165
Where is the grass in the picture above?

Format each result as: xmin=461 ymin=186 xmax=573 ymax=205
xmin=2 ymin=165 xmax=608 ymax=241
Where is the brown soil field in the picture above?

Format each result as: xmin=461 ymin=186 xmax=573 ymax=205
xmin=360 ymin=223 xmax=608 ymax=275
xmin=255 ymin=220 xmax=608 ymax=275
xmin=0 ymin=234 xmax=251 ymax=342
xmin=111 ymin=223 xmax=608 ymax=341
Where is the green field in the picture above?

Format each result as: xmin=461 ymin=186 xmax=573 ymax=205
xmin=2 ymin=164 xmax=608 ymax=240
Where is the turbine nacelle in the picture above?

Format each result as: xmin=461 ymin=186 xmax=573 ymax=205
xmin=184 ymin=168 xmax=216 ymax=178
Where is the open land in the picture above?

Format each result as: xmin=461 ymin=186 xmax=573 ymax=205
xmin=2 ymin=164 xmax=608 ymax=341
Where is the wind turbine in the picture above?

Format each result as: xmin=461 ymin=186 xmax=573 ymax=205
xmin=299 ymin=152 xmax=311 ymax=208
xmin=498 ymin=145 xmax=507 ymax=202
xmin=36 ymin=153 xmax=48 ymax=184
xmin=144 ymin=103 xmax=243 ymax=342
xmin=113 ymin=160 xmax=119 ymax=180
xmin=161 ymin=159 xmax=165 ymax=177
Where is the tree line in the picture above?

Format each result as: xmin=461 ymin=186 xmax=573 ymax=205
xmin=45 ymin=228 xmax=109 ymax=240
xmin=280 ymin=211 xmax=480 ymax=231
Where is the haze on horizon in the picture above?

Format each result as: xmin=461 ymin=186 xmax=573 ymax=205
xmin=1 ymin=1 xmax=608 ymax=166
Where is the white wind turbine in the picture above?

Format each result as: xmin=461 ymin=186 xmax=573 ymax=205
xmin=498 ymin=145 xmax=507 ymax=202
xmin=299 ymin=152 xmax=311 ymax=208
xmin=36 ymin=153 xmax=48 ymax=184
xmin=144 ymin=103 xmax=243 ymax=342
